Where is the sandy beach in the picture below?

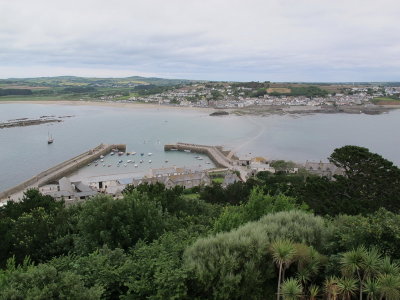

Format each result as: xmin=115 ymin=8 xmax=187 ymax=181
xmin=0 ymin=100 xmax=215 ymax=113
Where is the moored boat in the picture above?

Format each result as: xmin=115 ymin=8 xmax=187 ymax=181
xmin=47 ymin=133 xmax=54 ymax=144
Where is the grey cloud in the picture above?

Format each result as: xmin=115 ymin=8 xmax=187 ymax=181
xmin=0 ymin=0 xmax=400 ymax=80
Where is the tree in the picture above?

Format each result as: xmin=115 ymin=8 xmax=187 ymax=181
xmin=341 ymin=247 xmax=367 ymax=300
xmin=340 ymin=247 xmax=382 ymax=300
xmin=50 ymin=248 xmax=129 ymax=299
xmin=0 ymin=257 xmax=103 ymax=299
xmin=376 ymin=274 xmax=400 ymax=300
xmin=75 ymin=193 xmax=167 ymax=253
xmin=184 ymin=211 xmax=329 ymax=299
xmin=213 ymin=187 xmax=308 ymax=233
xmin=308 ymin=284 xmax=320 ymax=300
xmin=280 ymin=278 xmax=303 ymax=300
xmin=299 ymin=146 xmax=400 ymax=215
xmin=0 ymin=188 xmax=63 ymax=220
xmin=330 ymin=209 xmax=400 ymax=259
xmin=364 ymin=278 xmax=379 ymax=300
xmin=123 ymin=229 xmax=200 ymax=300
xmin=270 ymin=160 xmax=297 ymax=173
xmin=324 ymin=276 xmax=339 ymax=300
xmin=0 ymin=190 xmax=70 ymax=266
xmin=337 ymin=277 xmax=357 ymax=300
xmin=270 ymin=240 xmax=296 ymax=300
xmin=329 ymin=145 xmax=400 ymax=213
xmin=293 ymin=244 xmax=324 ymax=290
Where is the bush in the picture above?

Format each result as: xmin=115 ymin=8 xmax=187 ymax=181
xmin=184 ymin=210 xmax=330 ymax=299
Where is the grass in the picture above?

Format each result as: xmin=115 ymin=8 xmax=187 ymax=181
xmin=0 ymin=94 xmax=83 ymax=101
xmin=212 ymin=177 xmax=224 ymax=184
xmin=182 ymin=193 xmax=200 ymax=200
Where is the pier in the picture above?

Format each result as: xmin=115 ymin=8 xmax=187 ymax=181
xmin=164 ymin=142 xmax=250 ymax=181
xmin=164 ymin=142 xmax=234 ymax=168
xmin=0 ymin=144 xmax=126 ymax=202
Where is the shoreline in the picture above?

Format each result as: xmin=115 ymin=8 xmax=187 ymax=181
xmin=0 ymin=100 xmax=215 ymax=113
xmin=1 ymin=99 xmax=399 ymax=116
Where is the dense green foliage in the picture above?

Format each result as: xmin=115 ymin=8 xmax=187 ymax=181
xmin=62 ymin=86 xmax=97 ymax=93
xmin=1 ymin=145 xmax=400 ymax=299
xmin=269 ymin=86 xmax=329 ymax=98
xmin=184 ymin=211 xmax=328 ymax=300
xmin=299 ymin=146 xmax=400 ymax=215
xmin=0 ymin=88 xmax=33 ymax=96
xmin=199 ymin=181 xmax=252 ymax=205
xmin=231 ymin=81 xmax=270 ymax=89
xmin=132 ymin=84 xmax=173 ymax=96
xmin=213 ymin=187 xmax=309 ymax=232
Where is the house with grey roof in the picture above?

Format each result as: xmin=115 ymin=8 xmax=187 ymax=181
xmin=222 ymin=172 xmax=241 ymax=188
xmin=304 ymin=161 xmax=344 ymax=179
xmin=132 ymin=171 xmax=211 ymax=189
xmin=40 ymin=177 xmax=97 ymax=203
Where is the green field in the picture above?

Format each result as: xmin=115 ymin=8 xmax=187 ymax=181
xmin=371 ymin=96 xmax=400 ymax=104
xmin=0 ymin=94 xmax=83 ymax=102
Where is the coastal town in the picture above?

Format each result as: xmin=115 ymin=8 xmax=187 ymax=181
xmin=97 ymin=82 xmax=400 ymax=113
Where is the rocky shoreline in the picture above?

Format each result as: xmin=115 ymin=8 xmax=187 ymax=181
xmin=0 ymin=115 xmax=74 ymax=129
xmin=231 ymin=104 xmax=398 ymax=116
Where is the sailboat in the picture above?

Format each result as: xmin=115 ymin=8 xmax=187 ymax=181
xmin=47 ymin=132 xmax=54 ymax=144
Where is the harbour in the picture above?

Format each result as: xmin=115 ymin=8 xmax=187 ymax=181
xmin=1 ymin=138 xmax=267 ymax=204
xmin=0 ymin=141 xmax=243 ymax=204
xmin=0 ymin=144 xmax=126 ymax=201
xmin=1 ymin=103 xmax=400 ymax=195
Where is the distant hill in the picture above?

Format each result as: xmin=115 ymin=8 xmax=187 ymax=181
xmin=0 ymin=76 xmax=198 ymax=88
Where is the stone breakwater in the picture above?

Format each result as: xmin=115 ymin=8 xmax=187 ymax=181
xmin=0 ymin=118 xmax=62 ymax=128
xmin=0 ymin=144 xmax=126 ymax=202
xmin=164 ymin=142 xmax=234 ymax=168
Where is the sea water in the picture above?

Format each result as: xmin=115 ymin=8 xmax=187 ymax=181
xmin=1 ymin=102 xmax=400 ymax=191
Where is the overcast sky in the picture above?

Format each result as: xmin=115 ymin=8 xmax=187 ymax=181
xmin=1 ymin=0 xmax=399 ymax=81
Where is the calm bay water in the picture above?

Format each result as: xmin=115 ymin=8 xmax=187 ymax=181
xmin=1 ymin=103 xmax=400 ymax=191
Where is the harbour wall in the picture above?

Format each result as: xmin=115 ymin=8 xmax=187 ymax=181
xmin=164 ymin=142 xmax=234 ymax=168
xmin=0 ymin=144 xmax=126 ymax=201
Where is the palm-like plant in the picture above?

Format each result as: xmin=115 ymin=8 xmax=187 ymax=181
xmin=324 ymin=276 xmax=339 ymax=300
xmin=281 ymin=278 xmax=303 ymax=300
xmin=379 ymin=257 xmax=399 ymax=276
xmin=363 ymin=248 xmax=382 ymax=277
xmin=340 ymin=246 xmax=368 ymax=300
xmin=295 ymin=244 xmax=322 ymax=286
xmin=377 ymin=274 xmax=400 ymax=300
xmin=337 ymin=277 xmax=357 ymax=300
xmin=270 ymin=239 xmax=296 ymax=300
xmin=308 ymin=284 xmax=320 ymax=300
xmin=363 ymin=278 xmax=379 ymax=300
